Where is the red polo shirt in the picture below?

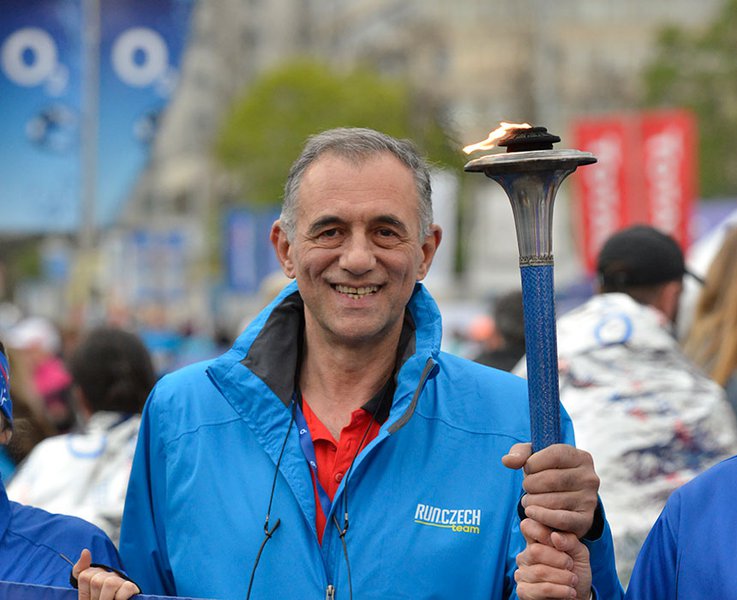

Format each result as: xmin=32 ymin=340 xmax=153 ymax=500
xmin=302 ymin=399 xmax=382 ymax=543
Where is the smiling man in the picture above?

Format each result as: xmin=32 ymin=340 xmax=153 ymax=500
xmin=75 ymin=128 xmax=622 ymax=600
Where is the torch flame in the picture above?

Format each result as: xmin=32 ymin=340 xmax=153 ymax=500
xmin=463 ymin=121 xmax=533 ymax=154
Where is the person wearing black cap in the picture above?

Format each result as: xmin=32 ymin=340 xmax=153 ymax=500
xmin=0 ymin=340 xmax=127 ymax=591
xmin=596 ymin=224 xmax=701 ymax=325
xmin=515 ymin=224 xmax=737 ymax=585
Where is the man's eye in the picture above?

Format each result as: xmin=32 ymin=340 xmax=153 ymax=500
xmin=315 ymin=228 xmax=344 ymax=244
xmin=377 ymin=228 xmax=398 ymax=237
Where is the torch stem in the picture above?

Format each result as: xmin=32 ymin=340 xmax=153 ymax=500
xmin=520 ymin=263 xmax=561 ymax=452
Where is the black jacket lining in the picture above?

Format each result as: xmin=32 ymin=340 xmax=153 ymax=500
xmin=241 ymin=291 xmax=417 ymax=420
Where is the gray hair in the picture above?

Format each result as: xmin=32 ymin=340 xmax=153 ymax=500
xmin=280 ymin=127 xmax=433 ymax=241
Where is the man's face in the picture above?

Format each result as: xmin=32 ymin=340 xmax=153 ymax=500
xmin=271 ymin=152 xmax=441 ymax=348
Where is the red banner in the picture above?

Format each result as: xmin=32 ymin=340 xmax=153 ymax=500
xmin=571 ymin=109 xmax=697 ymax=273
xmin=641 ymin=111 xmax=696 ymax=246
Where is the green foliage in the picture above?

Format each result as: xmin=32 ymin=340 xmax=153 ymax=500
xmin=215 ymin=60 xmax=461 ymax=206
xmin=643 ymin=0 xmax=737 ymax=197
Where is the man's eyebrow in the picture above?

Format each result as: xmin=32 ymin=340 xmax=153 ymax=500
xmin=373 ymin=215 xmax=408 ymax=233
xmin=307 ymin=216 xmax=344 ymax=235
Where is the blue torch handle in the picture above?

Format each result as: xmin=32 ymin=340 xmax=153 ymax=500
xmin=519 ymin=264 xmax=561 ymax=452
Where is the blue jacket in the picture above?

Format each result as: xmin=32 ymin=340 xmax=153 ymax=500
xmin=119 ymin=283 xmax=622 ymax=599
xmin=0 ymin=481 xmax=121 ymax=587
xmin=626 ymin=454 xmax=737 ymax=599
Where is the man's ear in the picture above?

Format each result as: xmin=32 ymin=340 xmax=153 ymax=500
xmin=416 ymin=225 xmax=442 ymax=281
xmin=657 ymin=280 xmax=683 ymax=323
xmin=270 ymin=220 xmax=296 ymax=278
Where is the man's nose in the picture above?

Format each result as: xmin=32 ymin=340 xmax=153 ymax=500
xmin=339 ymin=233 xmax=376 ymax=274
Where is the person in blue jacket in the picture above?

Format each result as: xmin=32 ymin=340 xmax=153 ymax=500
xmin=624 ymin=454 xmax=737 ymax=599
xmin=0 ymin=340 xmax=124 ymax=589
xmin=75 ymin=127 xmax=622 ymax=600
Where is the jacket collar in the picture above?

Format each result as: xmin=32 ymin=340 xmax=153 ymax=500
xmin=206 ymin=281 xmax=442 ymax=436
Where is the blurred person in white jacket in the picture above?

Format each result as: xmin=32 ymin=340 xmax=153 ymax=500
xmin=8 ymin=326 xmax=156 ymax=544
xmin=516 ymin=224 xmax=737 ymax=584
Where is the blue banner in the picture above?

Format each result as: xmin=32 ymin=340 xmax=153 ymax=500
xmin=225 ymin=208 xmax=282 ymax=293
xmin=0 ymin=0 xmax=83 ymax=232
xmin=0 ymin=0 xmax=195 ymax=233
xmin=97 ymin=0 xmax=194 ymax=226
xmin=0 ymin=580 xmax=208 ymax=600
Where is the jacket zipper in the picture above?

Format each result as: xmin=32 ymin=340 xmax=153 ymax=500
xmin=321 ymin=359 xmax=436 ymax=600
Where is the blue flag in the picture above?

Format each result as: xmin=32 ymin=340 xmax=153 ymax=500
xmin=0 ymin=0 xmax=83 ymax=232
xmin=0 ymin=0 xmax=195 ymax=233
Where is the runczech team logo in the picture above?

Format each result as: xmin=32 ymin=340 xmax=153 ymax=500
xmin=414 ymin=502 xmax=481 ymax=534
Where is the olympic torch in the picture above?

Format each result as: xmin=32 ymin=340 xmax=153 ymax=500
xmin=464 ymin=124 xmax=597 ymax=452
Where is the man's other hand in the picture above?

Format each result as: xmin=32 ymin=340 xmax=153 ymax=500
xmin=502 ymin=442 xmax=600 ymax=539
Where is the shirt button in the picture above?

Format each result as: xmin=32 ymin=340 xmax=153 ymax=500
xmin=334 ymin=472 xmax=344 ymax=483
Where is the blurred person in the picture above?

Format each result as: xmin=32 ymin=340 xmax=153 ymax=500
xmin=517 ymin=224 xmax=737 ymax=585
xmin=473 ymin=289 xmax=526 ymax=371
xmin=0 ymin=339 xmax=126 ymax=588
xmin=683 ymin=226 xmax=737 ymax=416
xmin=6 ymin=316 xmax=74 ymax=432
xmin=8 ymin=326 xmax=156 ymax=544
xmin=467 ymin=312 xmax=497 ymax=353
xmin=74 ymin=127 xmax=622 ymax=600
xmin=624 ymin=453 xmax=737 ymax=598
xmin=1 ymin=347 xmax=57 ymax=479
xmin=676 ymin=208 xmax=737 ymax=340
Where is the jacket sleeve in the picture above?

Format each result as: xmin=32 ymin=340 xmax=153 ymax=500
xmin=87 ymin=527 xmax=124 ymax=572
xmin=504 ymin=494 xmax=525 ymax=599
xmin=583 ymin=503 xmax=625 ymax=600
xmin=118 ymin=386 xmax=176 ymax=596
xmin=624 ymin=498 xmax=678 ymax=600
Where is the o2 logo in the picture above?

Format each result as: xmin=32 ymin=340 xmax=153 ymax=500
xmin=1 ymin=27 xmax=68 ymax=94
xmin=111 ymin=26 xmax=177 ymax=94
xmin=1 ymin=25 xmax=175 ymax=94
